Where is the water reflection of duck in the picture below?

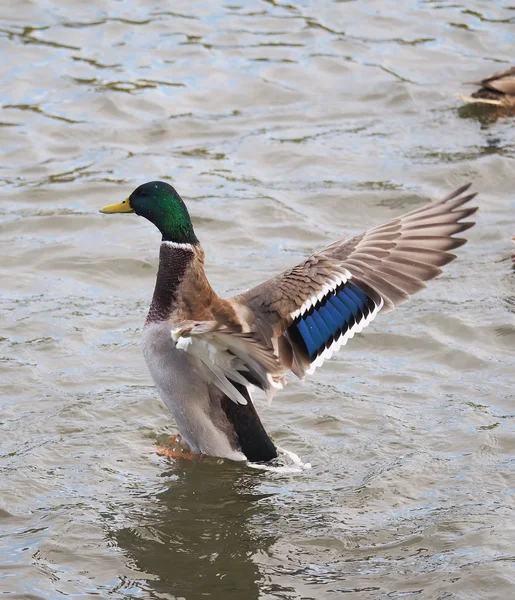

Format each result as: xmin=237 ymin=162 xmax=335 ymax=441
xmin=109 ymin=463 xmax=275 ymax=600
xmin=460 ymin=67 xmax=515 ymax=108
xmin=100 ymin=182 xmax=477 ymax=463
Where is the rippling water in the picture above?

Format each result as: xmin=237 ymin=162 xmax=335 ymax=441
xmin=1 ymin=1 xmax=514 ymax=598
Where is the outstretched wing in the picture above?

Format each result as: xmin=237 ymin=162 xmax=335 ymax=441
xmin=236 ymin=184 xmax=478 ymax=377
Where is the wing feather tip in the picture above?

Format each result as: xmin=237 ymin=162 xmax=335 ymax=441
xmin=456 ymin=220 xmax=476 ymax=233
xmin=449 ymin=182 xmax=473 ymax=199
xmin=452 ymin=205 xmax=478 ymax=221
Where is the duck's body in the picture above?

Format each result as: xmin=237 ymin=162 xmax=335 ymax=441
xmin=101 ymin=181 xmax=477 ymax=463
xmin=460 ymin=66 xmax=515 ymax=107
xmin=141 ymin=241 xmax=277 ymax=461
xmin=143 ymin=321 xmax=248 ymax=461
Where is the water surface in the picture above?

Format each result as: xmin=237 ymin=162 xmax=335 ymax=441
xmin=1 ymin=1 xmax=515 ymax=598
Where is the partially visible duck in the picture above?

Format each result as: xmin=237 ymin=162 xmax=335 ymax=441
xmin=460 ymin=67 xmax=515 ymax=107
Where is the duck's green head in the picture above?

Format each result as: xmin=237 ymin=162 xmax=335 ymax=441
xmin=100 ymin=181 xmax=198 ymax=245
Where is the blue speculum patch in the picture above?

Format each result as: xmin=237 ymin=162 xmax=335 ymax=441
xmin=289 ymin=282 xmax=374 ymax=361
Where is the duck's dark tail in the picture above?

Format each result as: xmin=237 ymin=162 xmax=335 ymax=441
xmin=221 ymin=383 xmax=278 ymax=463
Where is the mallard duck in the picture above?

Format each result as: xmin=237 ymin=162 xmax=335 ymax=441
xmin=460 ymin=66 xmax=515 ymax=107
xmin=100 ymin=182 xmax=477 ymax=462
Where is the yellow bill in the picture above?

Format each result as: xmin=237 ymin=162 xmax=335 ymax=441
xmin=99 ymin=198 xmax=134 ymax=214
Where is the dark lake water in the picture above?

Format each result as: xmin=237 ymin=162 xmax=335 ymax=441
xmin=1 ymin=1 xmax=514 ymax=598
